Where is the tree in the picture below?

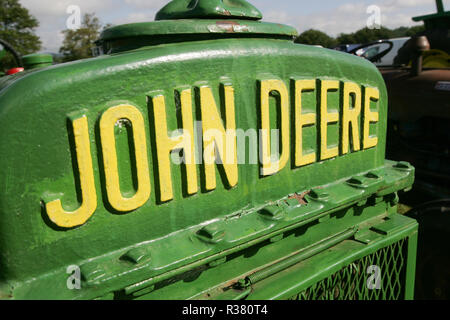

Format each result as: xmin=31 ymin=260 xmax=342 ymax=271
xmin=295 ymin=29 xmax=337 ymax=48
xmin=337 ymin=27 xmax=394 ymax=45
xmin=336 ymin=25 xmax=425 ymax=45
xmin=391 ymin=25 xmax=426 ymax=38
xmin=0 ymin=0 xmax=41 ymax=71
xmin=59 ymin=13 xmax=104 ymax=62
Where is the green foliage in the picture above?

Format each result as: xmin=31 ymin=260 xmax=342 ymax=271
xmin=295 ymin=25 xmax=426 ymax=49
xmin=336 ymin=25 xmax=426 ymax=45
xmin=392 ymin=25 xmax=426 ymax=37
xmin=337 ymin=27 xmax=393 ymax=44
xmin=295 ymin=29 xmax=337 ymax=48
xmin=0 ymin=0 xmax=41 ymax=71
xmin=59 ymin=13 xmax=104 ymax=62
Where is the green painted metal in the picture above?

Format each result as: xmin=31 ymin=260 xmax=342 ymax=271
xmin=291 ymin=237 xmax=412 ymax=300
xmin=229 ymin=214 xmax=418 ymax=300
xmin=243 ymin=228 xmax=359 ymax=287
xmin=436 ymin=0 xmax=445 ymax=13
xmin=99 ymin=0 xmax=296 ymax=55
xmin=98 ymin=19 xmax=298 ymax=54
xmin=145 ymin=200 xmax=418 ymax=300
xmin=0 ymin=0 xmax=417 ymax=300
xmin=155 ymin=0 xmax=263 ymax=21
xmin=22 ymin=53 xmax=53 ymax=70
xmin=100 ymin=19 xmax=297 ymax=41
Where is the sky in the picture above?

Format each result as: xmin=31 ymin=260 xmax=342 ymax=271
xmin=19 ymin=0 xmax=449 ymax=53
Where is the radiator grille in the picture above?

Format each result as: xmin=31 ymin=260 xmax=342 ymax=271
xmin=291 ymin=239 xmax=408 ymax=300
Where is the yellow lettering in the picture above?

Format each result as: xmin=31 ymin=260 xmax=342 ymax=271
xmin=260 ymin=79 xmax=290 ymax=176
xmin=100 ymin=105 xmax=151 ymax=212
xmin=294 ymin=79 xmax=317 ymax=167
xmin=45 ymin=116 xmax=97 ymax=228
xmin=363 ymin=87 xmax=380 ymax=149
xmin=320 ymin=80 xmax=339 ymax=160
xmin=152 ymin=91 xmax=197 ymax=202
xmin=200 ymin=85 xmax=238 ymax=191
xmin=342 ymin=82 xmax=362 ymax=154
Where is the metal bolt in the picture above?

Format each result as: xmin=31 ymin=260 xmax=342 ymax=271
xmin=310 ymin=188 xmax=329 ymax=200
xmin=196 ymin=224 xmax=226 ymax=243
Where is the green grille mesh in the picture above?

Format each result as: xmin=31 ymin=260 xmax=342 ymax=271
xmin=291 ymin=239 xmax=408 ymax=300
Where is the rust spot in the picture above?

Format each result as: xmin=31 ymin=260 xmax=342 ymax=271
xmin=224 ymin=279 xmax=237 ymax=288
xmin=215 ymin=20 xmax=240 ymax=33
xmin=289 ymin=191 xmax=311 ymax=205
xmin=216 ymin=20 xmax=240 ymax=25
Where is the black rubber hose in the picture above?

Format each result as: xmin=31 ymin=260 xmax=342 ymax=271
xmin=0 ymin=38 xmax=23 ymax=67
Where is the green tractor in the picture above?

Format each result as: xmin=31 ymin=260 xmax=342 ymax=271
xmin=0 ymin=0 xmax=418 ymax=300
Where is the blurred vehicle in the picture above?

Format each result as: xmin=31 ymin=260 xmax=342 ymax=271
xmin=369 ymin=37 xmax=410 ymax=67
xmin=333 ymin=43 xmax=361 ymax=53
xmin=345 ymin=37 xmax=410 ymax=67
xmin=377 ymin=37 xmax=410 ymax=66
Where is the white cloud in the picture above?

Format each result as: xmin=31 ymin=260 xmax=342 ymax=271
xmin=264 ymin=0 xmax=434 ymax=37
xmin=264 ymin=10 xmax=291 ymax=24
xmin=37 ymin=30 xmax=66 ymax=52
xmin=383 ymin=0 xmax=434 ymax=10
xmin=20 ymin=0 xmax=117 ymax=52
xmin=21 ymin=0 xmax=115 ymax=17
xmin=114 ymin=12 xmax=157 ymax=25
xmin=124 ymin=0 xmax=169 ymax=9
